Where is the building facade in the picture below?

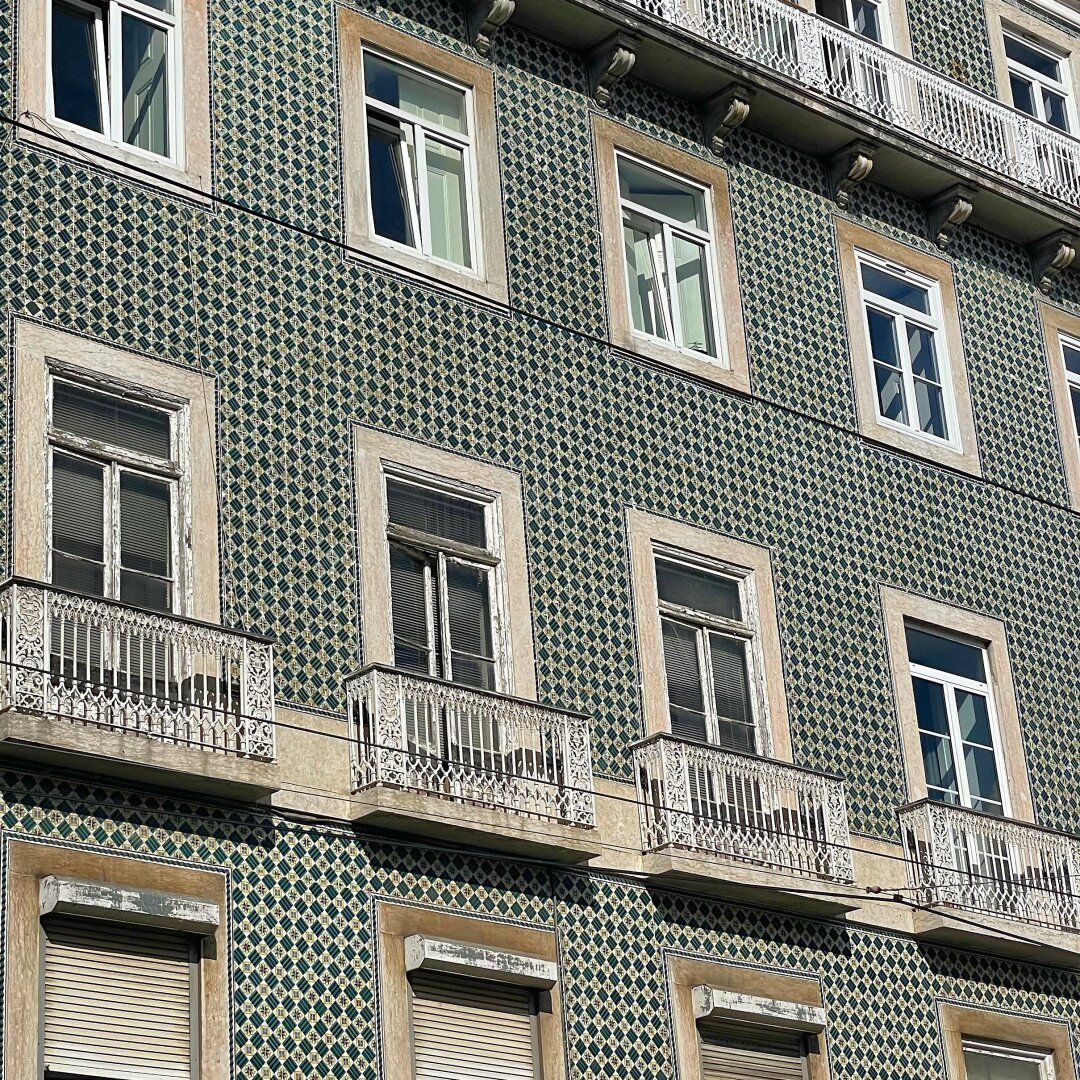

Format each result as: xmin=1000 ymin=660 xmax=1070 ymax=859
xmin=4 ymin=0 xmax=1080 ymax=1075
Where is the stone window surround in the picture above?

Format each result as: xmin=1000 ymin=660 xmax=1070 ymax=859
xmin=1037 ymin=301 xmax=1080 ymax=511
xmin=338 ymin=9 xmax=509 ymax=306
xmin=592 ymin=116 xmax=751 ymax=391
xmin=375 ymin=900 xmax=567 ymax=1080
xmin=985 ymin=0 xmax=1080 ymax=119
xmin=879 ymin=586 xmax=1034 ymax=821
xmin=352 ymin=425 xmax=537 ymax=698
xmin=626 ymin=508 xmax=793 ymax=761
xmin=12 ymin=318 xmax=222 ymax=624
xmin=667 ymin=953 xmax=831 ymax=1080
xmin=16 ymin=0 xmax=213 ymax=199
xmin=3 ymin=837 xmax=230 ymax=1080
xmin=835 ymin=218 xmax=981 ymax=477
xmin=938 ymin=1000 xmax=1075 ymax=1079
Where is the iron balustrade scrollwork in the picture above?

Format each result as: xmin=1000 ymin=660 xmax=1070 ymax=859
xmin=347 ymin=665 xmax=596 ymax=828
xmin=621 ymin=0 xmax=1080 ymax=209
xmin=899 ymin=800 xmax=1080 ymax=932
xmin=0 ymin=578 xmax=276 ymax=760
xmin=633 ymin=733 xmax=854 ymax=882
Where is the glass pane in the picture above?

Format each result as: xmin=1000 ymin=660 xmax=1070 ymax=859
xmin=1062 ymin=340 xmax=1080 ymax=376
xmin=119 ymin=570 xmax=171 ymax=612
xmin=1005 ymin=35 xmax=1062 ymax=80
xmin=119 ymin=472 xmax=171 ymax=578
xmin=662 ymin=618 xmax=707 ymax=741
xmin=425 ymin=139 xmax=472 ymax=268
xmin=618 ymin=158 xmax=706 ymax=228
xmin=386 ymin=480 xmax=487 ymax=547
xmin=956 ymin=689 xmax=993 ymax=746
xmin=623 ymin=220 xmax=666 ymax=339
xmin=1071 ymin=385 xmax=1080 ymax=439
xmin=121 ymin=14 xmax=169 ymax=157
xmin=368 ymin=121 xmax=416 ymax=248
xmin=364 ymin=53 xmax=467 ymax=133
xmin=389 ymin=546 xmax=432 ymax=675
xmin=875 ymin=362 xmax=908 ymax=423
xmin=920 ymin=731 xmax=958 ymax=799
xmin=907 ymin=324 xmax=940 ymax=382
xmin=963 ymin=1047 xmax=1045 ymax=1080
xmin=53 ymin=382 xmax=171 ymax=459
xmin=860 ymin=263 xmax=931 ymax=313
xmin=52 ymin=454 xmax=105 ymax=595
xmin=1044 ymin=88 xmax=1070 ymax=131
xmin=964 ymin=744 xmax=1004 ymax=813
xmin=446 ymin=563 xmax=495 ymax=691
xmin=672 ymin=235 xmax=715 ymax=355
xmin=709 ymin=633 xmax=755 ymax=753
xmin=914 ymin=378 xmax=948 ymax=439
xmin=655 ymin=558 xmax=742 ymax=621
xmin=850 ymin=0 xmax=883 ymax=42
xmin=866 ymin=308 xmax=901 ymax=366
xmin=913 ymin=676 xmax=950 ymax=735
xmin=53 ymin=552 xmax=105 ymax=596
xmin=1010 ymin=73 xmax=1038 ymax=117
xmin=52 ymin=1 xmax=103 ymax=133
xmin=906 ymin=626 xmax=987 ymax=682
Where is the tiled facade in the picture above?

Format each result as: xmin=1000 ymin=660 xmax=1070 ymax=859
xmin=5 ymin=0 xmax=1080 ymax=1075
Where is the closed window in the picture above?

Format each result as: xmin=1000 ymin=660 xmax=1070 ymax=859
xmin=362 ymin=50 xmax=477 ymax=271
xmin=907 ymin=624 xmax=1007 ymax=816
xmin=619 ymin=154 xmax=719 ymax=358
xmin=699 ymin=1021 xmax=808 ymax=1080
xmin=656 ymin=550 xmax=766 ymax=753
xmin=49 ymin=0 xmax=177 ymax=160
xmin=1005 ymin=31 xmax=1073 ymax=131
xmin=818 ymin=0 xmax=891 ymax=44
xmin=1058 ymin=333 xmax=1080 ymax=458
xmin=963 ymin=1039 xmax=1055 ymax=1079
xmin=42 ymin=917 xmax=198 ymax=1080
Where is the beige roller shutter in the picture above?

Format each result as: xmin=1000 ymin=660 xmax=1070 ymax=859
xmin=700 ymin=1020 xmax=808 ymax=1080
xmin=410 ymin=971 xmax=537 ymax=1080
xmin=43 ymin=917 xmax=195 ymax=1080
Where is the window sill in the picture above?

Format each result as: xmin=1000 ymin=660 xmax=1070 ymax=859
xmin=612 ymin=331 xmax=753 ymax=392
xmin=858 ymin=416 xmax=983 ymax=476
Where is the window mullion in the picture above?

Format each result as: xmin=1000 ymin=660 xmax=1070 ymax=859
xmin=941 ymin=680 xmax=972 ymax=809
xmin=697 ymin=626 xmax=718 ymax=746
xmin=435 ymin=551 xmax=453 ymax=681
xmin=108 ymin=0 xmax=123 ymax=143
xmin=661 ymin=222 xmax=682 ymax=347
xmin=421 ymin=558 xmax=438 ymax=679
xmin=896 ymin=313 xmax=920 ymax=433
xmin=415 ymin=126 xmax=431 ymax=257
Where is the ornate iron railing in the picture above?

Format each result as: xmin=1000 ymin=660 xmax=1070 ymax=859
xmin=633 ymin=733 xmax=853 ymax=881
xmin=0 ymin=578 xmax=276 ymax=760
xmin=899 ymin=800 xmax=1080 ymax=931
xmin=623 ymin=0 xmax=1080 ymax=207
xmin=347 ymin=664 xmax=596 ymax=828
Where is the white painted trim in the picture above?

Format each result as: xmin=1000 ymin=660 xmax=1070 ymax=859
xmin=403 ymin=934 xmax=558 ymax=989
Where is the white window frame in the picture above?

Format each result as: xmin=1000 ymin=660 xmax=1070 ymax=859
xmin=962 ymin=1038 xmax=1056 ymax=1079
xmin=45 ymin=363 xmax=192 ymax=616
xmin=654 ymin=544 xmax=772 ymax=756
xmin=1004 ymin=27 xmax=1076 ymax=131
xmin=360 ymin=46 xmax=482 ymax=275
xmin=45 ymin=0 xmax=182 ymax=164
xmin=616 ymin=150 xmax=723 ymax=361
xmin=382 ymin=463 xmax=511 ymax=692
xmin=855 ymin=248 xmax=961 ymax=450
xmin=842 ymin=0 xmax=894 ymax=47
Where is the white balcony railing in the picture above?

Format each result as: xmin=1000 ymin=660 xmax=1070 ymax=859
xmin=624 ymin=0 xmax=1080 ymax=207
xmin=900 ymin=800 xmax=1080 ymax=932
xmin=633 ymin=733 xmax=854 ymax=882
xmin=0 ymin=578 xmax=276 ymax=760
xmin=347 ymin=665 xmax=596 ymax=828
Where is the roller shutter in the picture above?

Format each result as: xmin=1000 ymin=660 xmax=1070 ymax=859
xmin=410 ymin=971 xmax=536 ymax=1080
xmin=699 ymin=1020 xmax=808 ymax=1080
xmin=43 ymin=917 xmax=195 ymax=1080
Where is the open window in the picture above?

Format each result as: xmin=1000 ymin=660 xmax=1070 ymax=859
xmin=939 ymin=1003 xmax=1074 ymax=1080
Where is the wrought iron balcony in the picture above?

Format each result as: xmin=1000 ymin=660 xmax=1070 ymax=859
xmin=347 ymin=664 xmax=596 ymax=828
xmin=633 ymin=733 xmax=854 ymax=882
xmin=899 ymin=800 xmax=1080 ymax=933
xmin=622 ymin=0 xmax=1080 ymax=209
xmin=0 ymin=578 xmax=276 ymax=760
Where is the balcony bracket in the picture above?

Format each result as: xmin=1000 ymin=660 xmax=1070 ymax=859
xmin=702 ymin=83 xmax=755 ymax=154
xmin=1030 ymin=230 xmax=1077 ymax=293
xmin=926 ymin=185 xmax=975 ymax=249
xmin=464 ymin=0 xmax=515 ymax=58
xmin=826 ymin=139 xmax=877 ymax=210
xmin=587 ymin=32 xmax=640 ymax=108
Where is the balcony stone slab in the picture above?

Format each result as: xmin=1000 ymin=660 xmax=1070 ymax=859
xmin=910 ymin=905 xmax=1080 ymax=968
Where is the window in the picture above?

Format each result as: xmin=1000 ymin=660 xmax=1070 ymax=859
xmin=1039 ymin=304 xmax=1080 ymax=509
xmin=699 ymin=1022 xmax=809 ymax=1080
xmin=618 ymin=154 xmax=719 ymax=357
xmin=593 ymin=118 xmax=750 ymax=389
xmin=906 ymin=624 xmax=1007 ymax=816
xmin=818 ymin=0 xmax=894 ymax=45
xmin=1059 ymin=333 xmax=1080 ymax=458
xmin=1005 ymin=31 xmax=1074 ymax=130
xmin=655 ymin=550 xmax=764 ymax=753
xmin=963 ymin=1040 xmax=1055 ymax=1080
xmin=339 ymin=11 xmax=508 ymax=304
xmin=836 ymin=220 xmax=980 ymax=474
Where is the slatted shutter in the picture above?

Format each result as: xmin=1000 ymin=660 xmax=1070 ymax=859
xmin=43 ymin=917 xmax=195 ymax=1080
xmin=410 ymin=972 xmax=537 ymax=1080
xmin=699 ymin=1021 xmax=808 ymax=1080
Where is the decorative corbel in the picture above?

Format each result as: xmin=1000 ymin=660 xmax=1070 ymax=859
xmin=587 ymin=32 xmax=639 ymax=108
xmin=465 ymin=0 xmax=515 ymax=57
xmin=1030 ymin=230 xmax=1077 ymax=293
xmin=926 ymin=184 xmax=975 ymax=249
xmin=702 ymin=83 xmax=755 ymax=155
xmin=826 ymin=139 xmax=877 ymax=210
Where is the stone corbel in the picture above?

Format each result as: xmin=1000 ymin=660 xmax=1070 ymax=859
xmin=1030 ymin=230 xmax=1077 ymax=293
xmin=702 ymin=83 xmax=755 ymax=154
xmin=926 ymin=184 xmax=975 ymax=249
xmin=587 ymin=32 xmax=639 ymax=108
xmin=826 ymin=139 xmax=877 ymax=210
xmin=465 ymin=0 xmax=515 ymax=58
